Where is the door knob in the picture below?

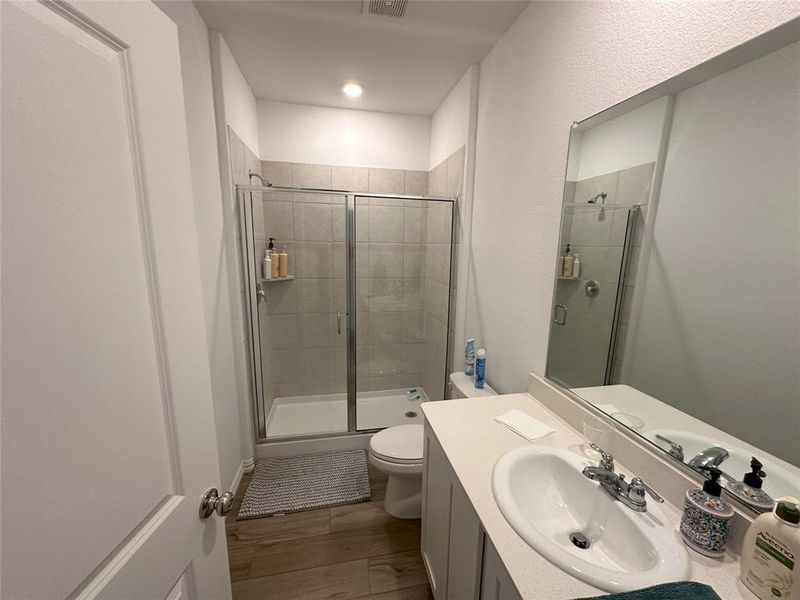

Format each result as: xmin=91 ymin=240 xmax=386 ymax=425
xmin=199 ymin=488 xmax=235 ymax=519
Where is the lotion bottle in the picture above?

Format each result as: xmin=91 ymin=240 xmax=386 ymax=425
xmin=740 ymin=497 xmax=800 ymax=599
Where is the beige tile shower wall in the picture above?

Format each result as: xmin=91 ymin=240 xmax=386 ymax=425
xmin=425 ymin=146 xmax=465 ymax=399
xmin=254 ymin=160 xmax=431 ymax=400
xmin=229 ymin=129 xmax=274 ymax=418
xmin=550 ymin=162 xmax=654 ymax=386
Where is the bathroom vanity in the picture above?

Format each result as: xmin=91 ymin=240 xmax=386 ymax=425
xmin=420 ymin=389 xmax=753 ymax=600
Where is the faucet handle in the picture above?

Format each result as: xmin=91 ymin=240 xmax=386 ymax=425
xmin=629 ymin=477 xmax=664 ymax=506
xmin=590 ymin=443 xmax=614 ymax=472
xmin=655 ymin=434 xmax=684 ymax=462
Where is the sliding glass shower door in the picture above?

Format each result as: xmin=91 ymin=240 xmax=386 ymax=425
xmin=352 ymin=196 xmax=455 ymax=431
xmin=239 ymin=186 xmax=455 ymax=441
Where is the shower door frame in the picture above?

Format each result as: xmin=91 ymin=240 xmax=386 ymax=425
xmin=237 ymin=184 xmax=457 ymax=443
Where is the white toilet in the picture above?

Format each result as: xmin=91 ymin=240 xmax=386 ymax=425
xmin=369 ymin=424 xmax=424 ymax=519
xmin=447 ymin=371 xmax=497 ymax=399
xmin=369 ymin=374 xmax=497 ymax=519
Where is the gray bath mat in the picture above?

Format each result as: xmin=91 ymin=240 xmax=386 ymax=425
xmin=237 ymin=449 xmax=371 ymax=519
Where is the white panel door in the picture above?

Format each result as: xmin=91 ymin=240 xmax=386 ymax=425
xmin=1 ymin=1 xmax=232 ymax=599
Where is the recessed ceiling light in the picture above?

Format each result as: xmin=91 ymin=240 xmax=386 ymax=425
xmin=341 ymin=82 xmax=363 ymax=98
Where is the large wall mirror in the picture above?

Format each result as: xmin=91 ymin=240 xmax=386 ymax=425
xmin=545 ymin=27 xmax=799 ymax=514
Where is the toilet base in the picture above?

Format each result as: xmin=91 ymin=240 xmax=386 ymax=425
xmin=383 ymin=474 xmax=422 ymax=519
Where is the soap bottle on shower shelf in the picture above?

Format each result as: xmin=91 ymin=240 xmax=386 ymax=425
xmin=278 ymin=245 xmax=289 ymax=278
xmin=572 ymin=253 xmax=581 ymax=278
xmin=262 ymin=249 xmax=272 ymax=280
xmin=268 ymin=238 xmax=280 ymax=278
xmin=562 ymin=244 xmax=574 ymax=277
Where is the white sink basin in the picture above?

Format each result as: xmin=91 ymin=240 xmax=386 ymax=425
xmin=492 ymin=446 xmax=690 ymax=592
xmin=646 ymin=428 xmax=800 ymax=501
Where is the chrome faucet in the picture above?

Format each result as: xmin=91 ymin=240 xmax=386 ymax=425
xmin=688 ymin=446 xmax=729 ymax=471
xmin=582 ymin=444 xmax=665 ymax=512
xmin=655 ymin=434 xmax=684 ymax=462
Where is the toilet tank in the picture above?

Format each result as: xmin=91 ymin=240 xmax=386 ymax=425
xmin=448 ymin=372 xmax=497 ymax=399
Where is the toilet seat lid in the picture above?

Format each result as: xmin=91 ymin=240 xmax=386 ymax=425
xmin=370 ymin=424 xmax=424 ymax=463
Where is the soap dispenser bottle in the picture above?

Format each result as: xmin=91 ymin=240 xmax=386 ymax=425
xmin=562 ymin=244 xmax=574 ymax=277
xmin=679 ymin=466 xmax=734 ymax=557
xmin=729 ymin=457 xmax=774 ymax=513
xmin=268 ymin=238 xmax=280 ymax=278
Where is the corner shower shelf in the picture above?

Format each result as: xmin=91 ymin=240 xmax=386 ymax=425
xmin=259 ymin=276 xmax=294 ymax=283
xmin=558 ymin=276 xmax=580 ymax=281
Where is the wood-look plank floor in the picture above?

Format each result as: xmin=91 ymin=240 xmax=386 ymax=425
xmin=226 ymin=464 xmax=433 ymax=600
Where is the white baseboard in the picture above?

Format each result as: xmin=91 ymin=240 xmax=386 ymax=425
xmin=229 ymin=457 xmax=255 ymax=494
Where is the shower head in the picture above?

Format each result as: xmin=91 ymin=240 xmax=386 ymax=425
xmin=587 ymin=192 xmax=607 ymax=204
xmin=248 ymin=170 xmax=272 ymax=187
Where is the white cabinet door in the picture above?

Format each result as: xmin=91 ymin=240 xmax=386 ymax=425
xmin=422 ymin=425 xmax=483 ymax=600
xmin=448 ymin=483 xmax=483 ymax=599
xmin=1 ymin=2 xmax=231 ymax=599
xmin=422 ymin=428 xmax=453 ymax=598
xmin=480 ymin=539 xmax=522 ymax=600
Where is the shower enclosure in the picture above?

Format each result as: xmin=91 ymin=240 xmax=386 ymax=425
xmin=238 ymin=185 xmax=456 ymax=442
xmin=546 ymin=202 xmax=639 ymax=388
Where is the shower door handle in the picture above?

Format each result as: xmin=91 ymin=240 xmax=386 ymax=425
xmin=336 ymin=310 xmax=342 ymax=335
xmin=554 ymin=304 xmax=568 ymax=325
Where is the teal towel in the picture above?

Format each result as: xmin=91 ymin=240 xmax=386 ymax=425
xmin=576 ymin=582 xmax=721 ymax=600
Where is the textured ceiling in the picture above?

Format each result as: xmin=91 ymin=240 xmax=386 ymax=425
xmin=194 ymin=0 xmax=528 ymax=115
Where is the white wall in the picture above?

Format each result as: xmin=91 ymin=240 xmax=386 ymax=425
xmin=624 ymin=41 xmax=800 ymax=464
xmin=218 ymin=34 xmax=260 ymax=157
xmin=157 ymin=3 xmax=251 ymax=488
xmin=257 ymin=100 xmax=431 ymax=170
xmin=573 ymin=97 xmax=668 ymax=180
xmin=468 ymin=0 xmax=800 ymax=394
xmin=429 ymin=68 xmax=475 ymax=170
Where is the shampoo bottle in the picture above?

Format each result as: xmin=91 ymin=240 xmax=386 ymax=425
xmin=572 ymin=253 xmax=581 ymax=278
xmin=278 ymin=245 xmax=288 ymax=278
xmin=740 ymin=497 xmax=800 ymax=600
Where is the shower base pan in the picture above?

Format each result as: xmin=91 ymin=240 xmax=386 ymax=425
xmin=264 ymin=387 xmax=428 ymax=439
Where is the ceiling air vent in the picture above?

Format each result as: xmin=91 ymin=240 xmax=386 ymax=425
xmin=366 ymin=0 xmax=408 ymax=18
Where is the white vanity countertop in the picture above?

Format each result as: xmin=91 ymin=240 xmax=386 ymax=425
xmin=421 ymin=393 xmax=755 ymax=600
